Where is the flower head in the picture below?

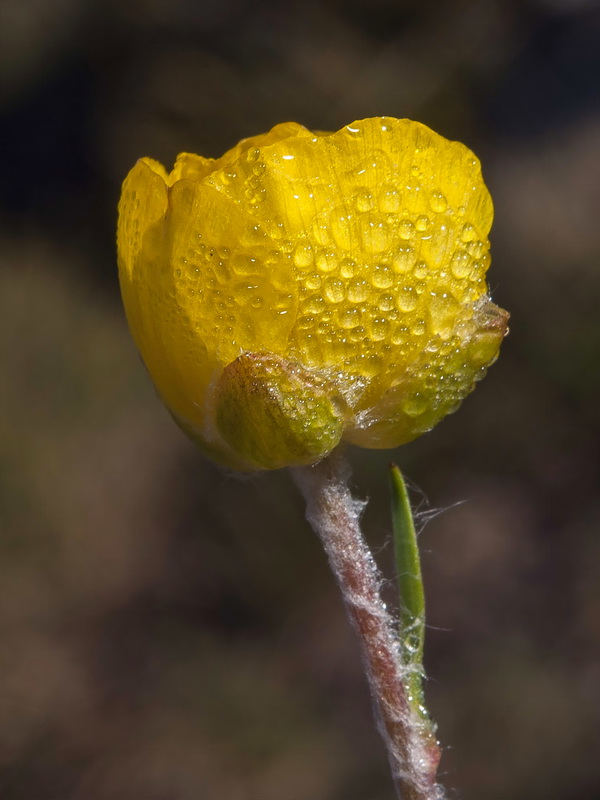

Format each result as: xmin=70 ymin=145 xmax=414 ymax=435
xmin=118 ymin=117 xmax=508 ymax=470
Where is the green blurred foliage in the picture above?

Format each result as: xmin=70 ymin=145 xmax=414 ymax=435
xmin=1 ymin=1 xmax=599 ymax=798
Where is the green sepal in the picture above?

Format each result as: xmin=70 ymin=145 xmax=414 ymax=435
xmin=215 ymin=352 xmax=346 ymax=470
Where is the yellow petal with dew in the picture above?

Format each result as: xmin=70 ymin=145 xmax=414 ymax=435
xmin=117 ymin=117 xmax=508 ymax=468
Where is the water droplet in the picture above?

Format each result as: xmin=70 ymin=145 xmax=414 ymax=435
xmin=399 ymin=219 xmax=415 ymax=240
xmin=392 ymin=246 xmax=415 ymax=274
xmin=397 ymin=286 xmax=417 ymax=312
xmin=360 ymin=219 xmax=390 ymax=253
xmin=372 ymin=264 xmax=394 ymax=289
xmin=467 ymin=239 xmax=485 ymax=258
xmin=460 ymin=223 xmax=476 ymax=242
xmin=355 ymin=189 xmax=374 ymax=212
xmin=349 ymin=325 xmax=366 ymax=343
xmin=359 ymin=354 xmax=383 ymax=377
xmin=415 ymin=215 xmax=430 ymax=232
xmin=316 ymin=249 xmax=337 ymax=272
xmin=324 ymin=278 xmax=345 ymax=303
xmin=378 ymin=185 xmax=401 ymax=213
xmin=306 ymin=297 xmax=325 ymax=315
xmin=341 ymin=308 xmax=360 ymax=329
xmin=391 ymin=325 xmax=409 ymax=345
xmin=293 ymin=243 xmax=313 ymax=269
xmin=402 ymin=393 xmax=428 ymax=417
xmin=450 ymin=249 xmax=472 ymax=279
xmin=430 ymin=191 xmax=448 ymax=213
xmin=371 ymin=318 xmax=390 ymax=341
xmin=348 ymin=279 xmax=369 ymax=303
xmin=304 ymin=274 xmax=321 ymax=291
xmin=429 ymin=292 xmax=460 ymax=339
xmin=220 ymin=169 xmax=237 ymax=185
xmin=414 ymin=261 xmax=428 ymax=279
xmin=345 ymin=124 xmax=363 ymax=137
xmin=412 ymin=319 xmax=426 ymax=336
xmin=379 ymin=293 xmax=395 ymax=312
xmin=340 ymin=258 xmax=356 ymax=279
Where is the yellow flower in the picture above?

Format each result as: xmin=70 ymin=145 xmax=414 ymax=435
xmin=118 ymin=117 xmax=508 ymax=470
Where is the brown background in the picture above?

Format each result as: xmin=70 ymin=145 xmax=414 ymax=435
xmin=1 ymin=1 xmax=599 ymax=798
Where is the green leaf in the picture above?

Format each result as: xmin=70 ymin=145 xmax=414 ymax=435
xmin=389 ymin=463 xmax=427 ymax=718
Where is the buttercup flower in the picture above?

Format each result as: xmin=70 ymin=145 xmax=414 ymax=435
xmin=118 ymin=117 xmax=508 ymax=470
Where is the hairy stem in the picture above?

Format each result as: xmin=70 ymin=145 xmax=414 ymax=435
xmin=292 ymin=451 xmax=443 ymax=800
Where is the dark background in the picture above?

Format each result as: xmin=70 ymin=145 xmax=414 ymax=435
xmin=1 ymin=1 xmax=599 ymax=798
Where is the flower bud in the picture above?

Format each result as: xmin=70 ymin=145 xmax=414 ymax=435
xmin=117 ymin=117 xmax=508 ymax=470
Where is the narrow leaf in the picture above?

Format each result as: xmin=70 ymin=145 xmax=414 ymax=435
xmin=389 ymin=463 xmax=427 ymax=717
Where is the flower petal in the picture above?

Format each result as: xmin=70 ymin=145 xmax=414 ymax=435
xmin=117 ymin=117 xmax=507 ymax=467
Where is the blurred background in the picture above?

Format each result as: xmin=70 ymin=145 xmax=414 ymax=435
xmin=1 ymin=0 xmax=599 ymax=798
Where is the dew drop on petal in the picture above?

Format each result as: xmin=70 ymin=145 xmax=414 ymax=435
xmin=378 ymin=186 xmax=401 ymax=213
xmin=361 ymin=220 xmax=390 ymax=252
xmin=306 ymin=297 xmax=325 ymax=315
xmin=372 ymin=264 xmax=394 ymax=289
xmin=429 ymin=191 xmax=448 ymax=213
xmin=316 ymin=249 xmax=338 ymax=272
xmin=414 ymin=261 xmax=428 ymax=279
xmin=391 ymin=325 xmax=409 ymax=345
xmin=349 ymin=325 xmax=366 ymax=343
xmin=379 ymin=293 xmax=395 ymax=312
xmin=450 ymin=249 xmax=472 ymax=279
xmin=460 ymin=223 xmax=476 ymax=242
xmin=348 ymin=279 xmax=370 ymax=303
xmin=324 ymin=278 xmax=345 ymax=303
xmin=340 ymin=258 xmax=357 ymax=279
xmin=402 ymin=393 xmax=428 ymax=417
xmin=399 ymin=220 xmax=415 ymax=240
xmin=392 ymin=246 xmax=415 ymax=274
xmin=340 ymin=308 xmax=360 ymax=329
xmin=293 ymin=243 xmax=313 ymax=269
xmin=304 ymin=274 xmax=321 ymax=291
xmin=371 ymin=318 xmax=390 ymax=341
xmin=345 ymin=124 xmax=363 ymax=137
xmin=397 ymin=286 xmax=417 ymax=312
xmin=356 ymin=190 xmax=375 ymax=212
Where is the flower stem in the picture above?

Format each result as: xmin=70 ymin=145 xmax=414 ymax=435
xmin=292 ymin=451 xmax=443 ymax=800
